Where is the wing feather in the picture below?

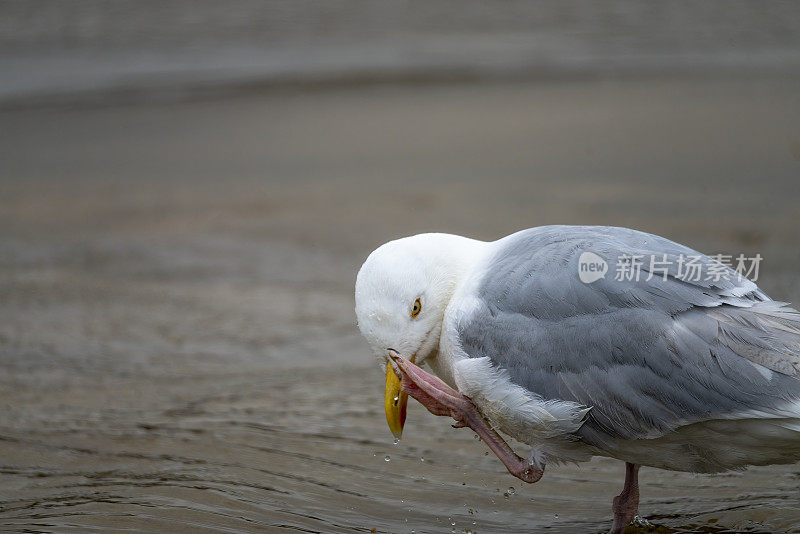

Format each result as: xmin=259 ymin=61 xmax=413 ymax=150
xmin=456 ymin=226 xmax=800 ymax=446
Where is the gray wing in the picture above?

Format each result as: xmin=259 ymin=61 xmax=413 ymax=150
xmin=458 ymin=225 xmax=800 ymax=447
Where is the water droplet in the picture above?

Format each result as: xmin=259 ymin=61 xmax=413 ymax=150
xmin=420 ymin=457 xmax=425 ymax=462
xmin=384 ymin=455 xmax=391 ymax=462
xmin=554 ymin=513 xmax=559 ymax=519
xmin=507 ymin=486 xmax=516 ymax=495
xmin=393 ymin=438 xmax=400 ymax=446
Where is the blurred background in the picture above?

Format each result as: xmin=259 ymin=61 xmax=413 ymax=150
xmin=1 ymin=2 xmax=799 ymax=533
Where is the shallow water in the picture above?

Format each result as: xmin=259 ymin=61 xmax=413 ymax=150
xmin=1 ymin=77 xmax=800 ymax=533
xmin=3 ymin=0 xmax=800 ymax=105
xmin=3 ymin=363 xmax=800 ymax=533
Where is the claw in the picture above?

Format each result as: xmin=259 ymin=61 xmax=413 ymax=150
xmin=387 ymin=350 xmax=544 ymax=484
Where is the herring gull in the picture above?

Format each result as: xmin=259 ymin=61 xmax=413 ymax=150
xmin=354 ymin=225 xmax=800 ymax=533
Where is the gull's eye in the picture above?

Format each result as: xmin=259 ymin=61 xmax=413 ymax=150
xmin=411 ymin=297 xmax=422 ymax=318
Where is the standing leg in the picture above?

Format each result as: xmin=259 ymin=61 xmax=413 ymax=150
xmin=610 ymin=462 xmax=640 ymax=534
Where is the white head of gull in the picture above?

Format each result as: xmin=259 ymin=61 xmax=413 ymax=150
xmin=354 ymin=225 xmax=800 ymax=533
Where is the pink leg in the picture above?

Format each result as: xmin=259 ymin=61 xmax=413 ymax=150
xmin=387 ymin=351 xmax=544 ymax=484
xmin=610 ymin=462 xmax=640 ymax=534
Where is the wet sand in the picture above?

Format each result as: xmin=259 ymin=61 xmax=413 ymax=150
xmin=1 ymin=77 xmax=800 ymax=533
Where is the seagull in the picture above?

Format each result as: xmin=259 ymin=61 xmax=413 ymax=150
xmin=354 ymin=225 xmax=800 ymax=533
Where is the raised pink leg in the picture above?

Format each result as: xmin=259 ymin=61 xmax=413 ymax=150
xmin=387 ymin=351 xmax=544 ymax=484
xmin=610 ymin=462 xmax=640 ymax=534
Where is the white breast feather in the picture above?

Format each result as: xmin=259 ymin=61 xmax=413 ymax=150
xmin=449 ymin=355 xmax=591 ymax=466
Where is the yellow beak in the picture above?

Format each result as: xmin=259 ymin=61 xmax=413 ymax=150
xmin=384 ymin=354 xmax=415 ymax=439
